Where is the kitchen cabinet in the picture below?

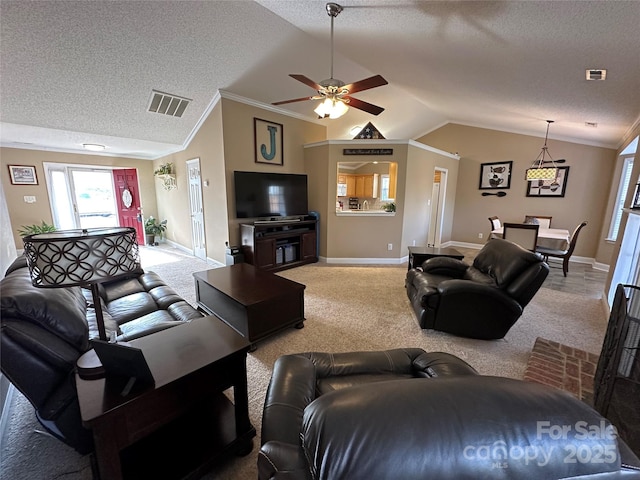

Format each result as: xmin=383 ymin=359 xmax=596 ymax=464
xmin=346 ymin=175 xmax=356 ymax=196
xmin=388 ymin=163 xmax=398 ymax=199
xmin=338 ymin=173 xmax=378 ymax=198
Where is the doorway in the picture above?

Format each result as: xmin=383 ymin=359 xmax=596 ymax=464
xmin=427 ymin=168 xmax=447 ymax=247
xmin=44 ymin=163 xmax=144 ymax=242
xmin=186 ymin=158 xmax=206 ymax=260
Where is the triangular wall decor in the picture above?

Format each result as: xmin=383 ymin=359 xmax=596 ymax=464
xmin=353 ymin=122 xmax=385 ymax=139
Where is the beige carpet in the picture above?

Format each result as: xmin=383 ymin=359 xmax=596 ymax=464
xmin=0 ymin=248 xmax=608 ymax=480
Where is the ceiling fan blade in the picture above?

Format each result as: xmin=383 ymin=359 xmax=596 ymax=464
xmin=346 ymin=97 xmax=385 ymax=116
xmin=343 ymin=75 xmax=388 ymax=95
xmin=289 ymin=74 xmax=323 ymax=91
xmin=272 ymin=96 xmax=317 ymax=106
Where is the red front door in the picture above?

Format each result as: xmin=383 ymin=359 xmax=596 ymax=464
xmin=113 ymin=169 xmax=144 ymax=244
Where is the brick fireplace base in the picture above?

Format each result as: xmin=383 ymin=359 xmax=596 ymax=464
xmin=523 ymin=337 xmax=600 ymax=404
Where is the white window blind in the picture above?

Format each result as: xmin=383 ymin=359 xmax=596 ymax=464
xmin=608 ymin=156 xmax=635 ymax=241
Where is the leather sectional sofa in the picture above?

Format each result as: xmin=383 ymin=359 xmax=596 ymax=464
xmin=259 ymin=349 xmax=640 ymax=480
xmin=406 ymin=238 xmax=549 ymax=339
xmin=0 ymin=255 xmax=203 ymax=453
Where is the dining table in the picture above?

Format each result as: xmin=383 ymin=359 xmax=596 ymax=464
xmin=491 ymin=226 xmax=570 ymax=251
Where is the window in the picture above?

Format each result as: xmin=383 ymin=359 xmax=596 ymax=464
xmin=608 ymin=155 xmax=635 ymax=241
xmin=380 ymin=174 xmax=390 ymax=201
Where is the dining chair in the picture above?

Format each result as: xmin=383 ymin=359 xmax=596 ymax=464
xmin=536 ymin=221 xmax=587 ymax=277
xmin=488 ymin=216 xmax=501 ymax=231
xmin=524 ymin=215 xmax=552 ymax=228
xmin=502 ymin=222 xmax=539 ymax=251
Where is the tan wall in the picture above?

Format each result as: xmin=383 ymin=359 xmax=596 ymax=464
xmin=418 ymin=124 xmax=617 ymax=261
xmin=220 ymin=99 xmax=326 ymax=253
xmin=0 ymin=147 xmax=156 ymax=248
xmin=306 ymin=142 xmax=458 ymax=261
xmin=303 ymin=144 xmax=330 ymax=257
xmin=402 ymin=143 xmax=460 ymax=251
xmin=152 ymin=101 xmax=229 ymax=263
xmin=152 ymin=99 xmax=326 ymax=264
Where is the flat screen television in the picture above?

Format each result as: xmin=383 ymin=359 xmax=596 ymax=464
xmin=234 ymin=171 xmax=308 ymax=220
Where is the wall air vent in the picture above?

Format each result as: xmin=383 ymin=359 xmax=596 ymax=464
xmin=148 ymin=90 xmax=191 ymax=117
xmin=586 ymin=69 xmax=607 ymax=81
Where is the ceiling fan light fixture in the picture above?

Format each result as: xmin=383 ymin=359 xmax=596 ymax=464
xmin=314 ymin=98 xmax=349 ymax=119
xmin=525 ymin=120 xmax=561 ymax=181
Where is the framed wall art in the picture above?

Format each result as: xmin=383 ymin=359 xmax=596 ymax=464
xmin=254 ymin=118 xmax=283 ymax=166
xmin=479 ymin=161 xmax=512 ymax=190
xmin=8 ymin=165 xmax=38 ymax=185
xmin=526 ymin=166 xmax=570 ymax=197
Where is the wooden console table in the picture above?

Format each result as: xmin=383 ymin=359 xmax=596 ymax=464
xmin=240 ymin=218 xmax=318 ymax=272
xmin=76 ymin=317 xmax=255 ymax=480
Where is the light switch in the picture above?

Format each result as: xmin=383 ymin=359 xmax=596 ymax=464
xmin=24 ymin=196 xmax=36 ymax=203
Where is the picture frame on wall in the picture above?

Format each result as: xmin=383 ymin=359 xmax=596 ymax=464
xmin=479 ymin=161 xmax=512 ymax=190
xmin=8 ymin=165 xmax=38 ymax=185
xmin=526 ymin=166 xmax=570 ymax=197
xmin=254 ymin=118 xmax=283 ymax=166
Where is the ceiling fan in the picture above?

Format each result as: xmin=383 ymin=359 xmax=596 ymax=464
xmin=272 ymin=2 xmax=388 ymax=119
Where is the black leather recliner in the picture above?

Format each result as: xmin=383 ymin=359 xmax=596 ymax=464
xmin=259 ymin=349 xmax=640 ymax=480
xmin=405 ymin=238 xmax=549 ymax=339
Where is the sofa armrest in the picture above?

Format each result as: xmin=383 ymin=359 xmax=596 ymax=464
xmin=421 ymin=256 xmax=469 ymax=277
xmin=258 ymin=441 xmax=311 ymax=480
xmin=261 ymin=354 xmax=317 ymax=446
xmin=412 ymin=352 xmax=479 ymax=377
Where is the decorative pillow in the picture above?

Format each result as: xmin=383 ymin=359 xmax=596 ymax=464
xmin=524 ymin=216 xmax=540 ymax=225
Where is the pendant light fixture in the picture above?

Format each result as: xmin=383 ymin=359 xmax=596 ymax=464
xmin=525 ymin=120 xmax=561 ymax=181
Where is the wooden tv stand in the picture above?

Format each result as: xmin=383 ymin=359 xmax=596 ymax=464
xmin=240 ymin=217 xmax=318 ymax=272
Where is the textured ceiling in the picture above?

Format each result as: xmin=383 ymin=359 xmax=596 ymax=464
xmin=1 ymin=0 xmax=639 ymax=160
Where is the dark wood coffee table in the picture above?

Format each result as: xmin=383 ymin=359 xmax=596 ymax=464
xmin=193 ymin=263 xmax=305 ymax=350
xmin=407 ymin=246 xmax=464 ymax=270
xmin=75 ymin=317 xmax=255 ymax=480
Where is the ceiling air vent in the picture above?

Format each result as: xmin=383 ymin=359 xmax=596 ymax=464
xmin=148 ymin=90 xmax=191 ymax=117
xmin=586 ymin=69 xmax=607 ymax=81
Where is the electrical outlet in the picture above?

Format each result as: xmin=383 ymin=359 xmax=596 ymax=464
xmin=387 ymin=243 xmax=393 ymax=251
xmin=478 ymin=233 xmax=483 ymax=239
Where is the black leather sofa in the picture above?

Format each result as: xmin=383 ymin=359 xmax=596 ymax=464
xmin=405 ymin=238 xmax=549 ymax=339
xmin=259 ymin=349 xmax=640 ymax=480
xmin=0 ymin=256 xmax=203 ymax=453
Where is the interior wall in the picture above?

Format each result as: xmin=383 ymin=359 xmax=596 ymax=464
xmin=303 ymin=144 xmax=330 ymax=257
xmin=0 ymin=147 xmax=156 ymax=249
xmin=220 ymin=99 xmax=326 ymax=248
xmin=402 ymin=142 xmax=460 ymax=251
xmin=153 ymin=101 xmax=228 ymax=263
xmin=418 ymin=124 xmax=617 ymax=261
xmin=320 ymin=143 xmax=407 ymax=260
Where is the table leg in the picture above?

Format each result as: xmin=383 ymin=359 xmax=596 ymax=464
xmin=92 ymin=427 xmax=124 ymax=480
xmin=232 ymin=355 xmax=252 ymax=436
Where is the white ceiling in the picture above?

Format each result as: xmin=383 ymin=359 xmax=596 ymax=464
xmin=1 ymin=0 xmax=639 ymax=160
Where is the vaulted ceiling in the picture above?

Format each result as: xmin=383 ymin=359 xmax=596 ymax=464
xmin=1 ymin=0 xmax=639 ymax=160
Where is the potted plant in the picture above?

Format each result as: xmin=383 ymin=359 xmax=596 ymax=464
xmin=18 ymin=221 xmax=57 ymax=237
xmin=153 ymin=163 xmax=173 ymax=176
xmin=382 ymin=202 xmax=396 ymax=212
xmin=144 ymin=216 xmax=167 ymax=245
